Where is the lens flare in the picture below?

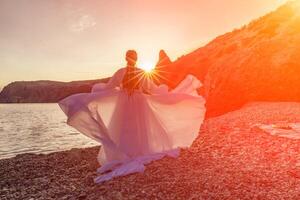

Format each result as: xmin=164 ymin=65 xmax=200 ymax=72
xmin=139 ymin=61 xmax=155 ymax=72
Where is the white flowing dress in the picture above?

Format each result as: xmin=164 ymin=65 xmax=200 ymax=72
xmin=59 ymin=68 xmax=206 ymax=183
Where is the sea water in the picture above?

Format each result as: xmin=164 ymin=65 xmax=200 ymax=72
xmin=0 ymin=103 xmax=98 ymax=159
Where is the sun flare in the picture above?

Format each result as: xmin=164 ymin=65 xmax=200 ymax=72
xmin=139 ymin=61 xmax=155 ymax=72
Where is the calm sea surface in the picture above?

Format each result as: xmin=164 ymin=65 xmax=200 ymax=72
xmin=0 ymin=103 xmax=98 ymax=159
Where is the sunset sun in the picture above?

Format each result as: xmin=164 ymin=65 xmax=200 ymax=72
xmin=139 ymin=60 xmax=155 ymax=72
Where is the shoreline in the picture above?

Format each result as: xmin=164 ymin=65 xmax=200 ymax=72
xmin=2 ymin=102 xmax=300 ymax=199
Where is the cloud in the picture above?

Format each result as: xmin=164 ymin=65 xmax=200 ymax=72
xmin=70 ymin=14 xmax=96 ymax=32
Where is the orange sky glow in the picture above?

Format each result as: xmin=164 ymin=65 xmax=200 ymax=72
xmin=0 ymin=0 xmax=290 ymax=88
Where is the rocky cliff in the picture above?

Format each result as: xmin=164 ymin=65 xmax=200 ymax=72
xmin=163 ymin=1 xmax=300 ymax=118
xmin=0 ymin=79 xmax=108 ymax=103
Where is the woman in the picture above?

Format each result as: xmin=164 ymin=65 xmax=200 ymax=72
xmin=59 ymin=50 xmax=206 ymax=183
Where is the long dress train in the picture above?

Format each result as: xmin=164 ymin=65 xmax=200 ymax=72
xmin=59 ymin=68 xmax=206 ymax=183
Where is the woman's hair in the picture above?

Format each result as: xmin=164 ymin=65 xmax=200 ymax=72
xmin=122 ymin=50 xmax=140 ymax=94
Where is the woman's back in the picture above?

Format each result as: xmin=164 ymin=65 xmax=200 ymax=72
xmin=122 ymin=67 xmax=142 ymax=92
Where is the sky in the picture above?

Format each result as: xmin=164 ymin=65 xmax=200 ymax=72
xmin=0 ymin=0 xmax=289 ymax=88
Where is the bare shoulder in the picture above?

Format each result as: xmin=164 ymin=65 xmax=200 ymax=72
xmin=116 ymin=67 xmax=126 ymax=73
xmin=114 ymin=67 xmax=126 ymax=76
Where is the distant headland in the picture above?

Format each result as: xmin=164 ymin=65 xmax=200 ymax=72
xmin=0 ymin=79 xmax=109 ymax=103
